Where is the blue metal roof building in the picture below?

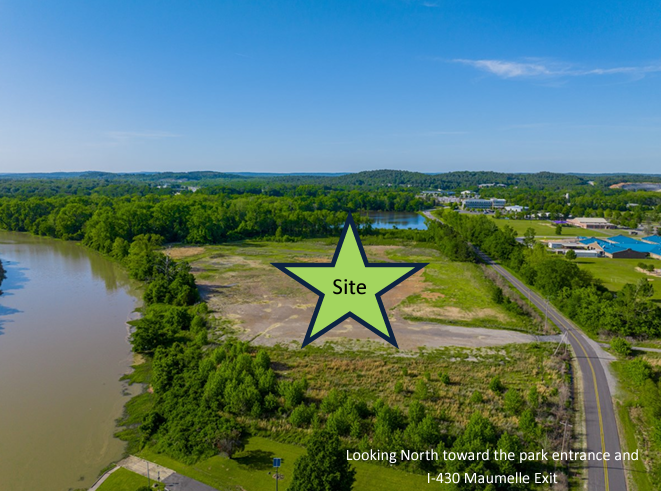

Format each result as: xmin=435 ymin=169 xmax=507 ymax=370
xmin=642 ymin=235 xmax=661 ymax=245
xmin=608 ymin=235 xmax=642 ymax=245
xmin=575 ymin=235 xmax=661 ymax=258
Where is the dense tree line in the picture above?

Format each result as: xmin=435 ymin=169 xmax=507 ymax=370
xmin=0 ymin=193 xmax=426 ymax=248
xmin=3 ymin=172 xmax=661 ymax=232
xmin=439 ymin=209 xmax=661 ymax=338
xmin=269 ymin=169 xmax=591 ymax=190
xmin=5 ymin=170 xmax=661 ymax=198
xmin=121 ymin=233 xmax=251 ymax=463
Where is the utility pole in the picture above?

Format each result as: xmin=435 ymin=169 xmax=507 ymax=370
xmin=558 ymin=421 xmax=573 ymax=468
xmin=147 ymin=461 xmax=151 ymax=487
xmin=553 ymin=332 xmax=568 ymax=356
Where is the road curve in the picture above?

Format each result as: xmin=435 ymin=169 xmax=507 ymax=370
xmin=424 ymin=211 xmax=627 ymax=491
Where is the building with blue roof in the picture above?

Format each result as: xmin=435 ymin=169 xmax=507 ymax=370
xmin=608 ymin=235 xmax=642 ymax=245
xmin=650 ymin=246 xmax=661 ymax=260
xmin=570 ymin=234 xmax=661 ymax=259
xmin=643 ymin=235 xmax=661 ymax=245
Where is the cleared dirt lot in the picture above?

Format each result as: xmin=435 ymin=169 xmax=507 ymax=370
xmin=173 ymin=240 xmax=547 ymax=350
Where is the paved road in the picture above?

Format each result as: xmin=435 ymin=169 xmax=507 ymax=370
xmin=163 ymin=472 xmax=220 ymax=491
xmin=424 ymin=211 xmax=627 ymax=491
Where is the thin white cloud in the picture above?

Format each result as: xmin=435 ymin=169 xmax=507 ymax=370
xmin=454 ymin=59 xmax=554 ymax=78
xmin=452 ymin=58 xmax=661 ymax=80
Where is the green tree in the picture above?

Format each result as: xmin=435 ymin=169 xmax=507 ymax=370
xmin=288 ymin=429 xmax=356 ymax=491
xmin=565 ymin=249 xmax=577 ymax=260
xmin=555 ymin=224 xmax=563 ymax=235
xmin=523 ymin=227 xmax=536 ymax=248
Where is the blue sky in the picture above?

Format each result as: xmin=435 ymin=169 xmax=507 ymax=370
xmin=1 ymin=1 xmax=660 ymax=174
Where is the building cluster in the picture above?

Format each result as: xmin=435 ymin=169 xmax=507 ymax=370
xmin=565 ymin=217 xmax=615 ymax=229
xmin=462 ymin=198 xmax=507 ymax=210
xmin=546 ymin=234 xmax=661 ymax=259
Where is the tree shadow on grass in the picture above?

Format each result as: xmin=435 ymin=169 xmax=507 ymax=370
xmin=235 ymin=449 xmax=275 ymax=471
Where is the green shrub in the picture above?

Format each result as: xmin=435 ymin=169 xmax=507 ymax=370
xmin=518 ymin=409 xmax=538 ymax=438
xmin=611 ymin=337 xmax=632 ymax=357
xmin=439 ymin=372 xmax=451 ymax=385
xmin=394 ymin=380 xmax=404 ymax=394
xmin=408 ymin=400 xmax=426 ymax=424
xmin=320 ymin=388 xmax=346 ymax=414
xmin=413 ymin=379 xmax=430 ymax=400
xmin=469 ymin=390 xmax=483 ymax=404
xmin=289 ymin=403 xmax=316 ymax=427
xmin=504 ymin=390 xmax=525 ymax=415
xmin=489 ymin=376 xmax=505 ymax=394
xmin=527 ymin=386 xmax=540 ymax=409
xmin=622 ymin=358 xmax=653 ymax=386
xmin=491 ymin=286 xmax=505 ymax=304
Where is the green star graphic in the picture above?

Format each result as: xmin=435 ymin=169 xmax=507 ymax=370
xmin=272 ymin=213 xmax=427 ymax=348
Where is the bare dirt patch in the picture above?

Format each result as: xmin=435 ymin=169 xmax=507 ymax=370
xmin=186 ymin=243 xmax=538 ymax=350
xmin=363 ymin=245 xmax=399 ymax=262
xmin=164 ymin=246 xmax=206 ymax=259
xmin=421 ymin=291 xmax=444 ymax=300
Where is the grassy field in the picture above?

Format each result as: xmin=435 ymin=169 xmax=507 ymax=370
xmin=268 ymin=342 xmax=569 ymax=429
xmin=96 ymin=467 xmax=164 ymax=491
xmin=574 ymin=257 xmax=661 ymax=300
xmin=388 ymin=246 xmax=536 ymax=331
xmin=139 ymin=436 xmax=421 ymax=491
xmin=612 ymin=353 xmax=661 ymax=491
xmin=489 ymin=217 xmax=610 ymax=238
xmin=616 ymin=403 xmax=653 ymax=491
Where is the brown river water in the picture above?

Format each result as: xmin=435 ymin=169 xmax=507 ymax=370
xmin=0 ymin=231 xmax=140 ymax=491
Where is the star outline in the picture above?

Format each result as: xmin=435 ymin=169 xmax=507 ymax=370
xmin=271 ymin=212 xmax=428 ymax=348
